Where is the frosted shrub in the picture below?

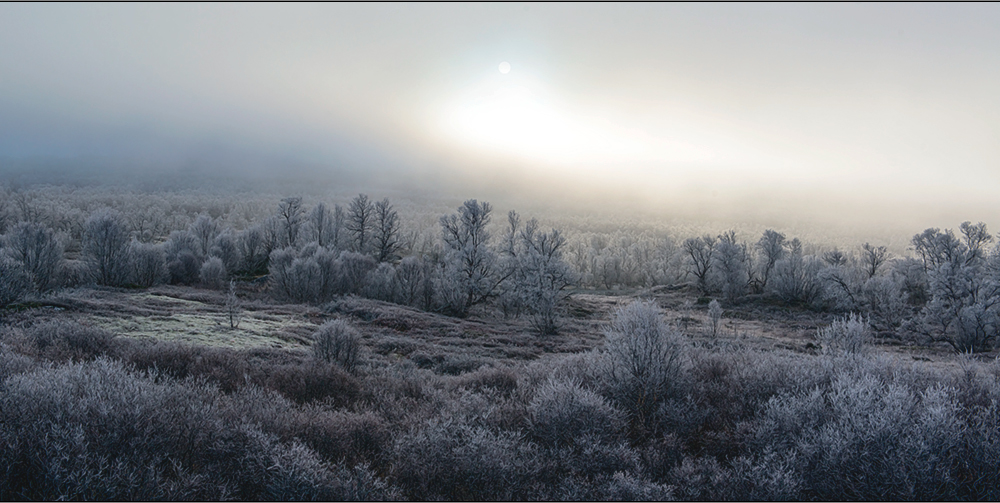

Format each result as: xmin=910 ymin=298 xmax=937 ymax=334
xmin=817 ymin=313 xmax=872 ymax=355
xmin=199 ymin=256 xmax=227 ymax=290
xmin=312 ymin=320 xmax=360 ymax=372
xmin=528 ymin=377 xmax=624 ymax=447
xmin=392 ymin=419 xmax=538 ymax=500
xmin=0 ymin=256 xmax=30 ymax=307
xmin=604 ymin=300 xmax=686 ymax=429
xmin=860 ymin=274 xmax=908 ymax=332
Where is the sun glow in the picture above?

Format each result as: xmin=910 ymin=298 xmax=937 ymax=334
xmin=434 ymin=68 xmax=714 ymax=169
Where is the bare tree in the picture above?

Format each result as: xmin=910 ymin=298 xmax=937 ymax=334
xmin=307 ymin=203 xmax=333 ymax=248
xmin=961 ymin=221 xmax=993 ymax=264
xmin=713 ymin=230 xmax=749 ymax=302
xmin=83 ymin=209 xmax=131 ymax=287
xmin=238 ymin=225 xmax=269 ymax=276
xmin=395 ymin=255 xmax=426 ymax=307
xmin=331 ymin=204 xmax=346 ymax=251
xmin=683 ymin=235 xmax=716 ymax=295
xmin=127 ymin=240 xmax=166 ymax=288
xmin=756 ymin=229 xmax=786 ymax=292
xmin=3 ymin=221 xmax=63 ymax=293
xmin=189 ymin=214 xmax=218 ymax=259
xmin=373 ymin=198 xmax=401 ymax=262
xmin=861 ymin=242 xmax=890 ymax=279
xmin=347 ymin=194 xmax=374 ymax=255
xmin=517 ymin=219 xmax=576 ymax=335
xmin=277 ymin=197 xmax=305 ymax=248
xmin=823 ymin=248 xmax=849 ymax=267
xmin=439 ymin=199 xmax=503 ymax=317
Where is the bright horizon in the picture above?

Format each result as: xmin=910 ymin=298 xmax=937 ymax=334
xmin=2 ymin=3 xmax=999 ymax=232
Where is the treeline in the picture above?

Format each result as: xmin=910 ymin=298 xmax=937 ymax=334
xmin=2 ymin=186 xmax=1000 ymax=349
xmin=0 ymin=193 xmax=575 ymax=334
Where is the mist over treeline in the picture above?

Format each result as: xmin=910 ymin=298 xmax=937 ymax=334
xmin=1 ymin=157 xmax=988 ymax=257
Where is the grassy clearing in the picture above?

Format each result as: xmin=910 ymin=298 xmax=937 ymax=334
xmin=39 ymin=288 xmax=319 ymax=350
xmin=90 ymin=312 xmax=314 ymax=350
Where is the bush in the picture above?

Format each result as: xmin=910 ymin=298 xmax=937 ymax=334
xmin=0 ymin=256 xmax=30 ymax=308
xmin=261 ymin=362 xmax=361 ymax=406
xmin=167 ymin=250 xmax=202 ymax=285
xmin=124 ymin=341 xmax=247 ymax=393
xmin=457 ymin=365 xmax=520 ymax=396
xmin=817 ymin=313 xmax=872 ymax=355
xmin=528 ymin=377 xmax=624 ymax=447
xmin=312 ymin=320 xmax=360 ymax=372
xmin=199 ymin=256 xmax=227 ymax=289
xmin=127 ymin=240 xmax=166 ymax=287
xmin=0 ymin=358 xmax=395 ymax=500
xmin=26 ymin=319 xmax=118 ymax=362
xmin=392 ymin=420 xmax=539 ymax=500
xmin=604 ymin=300 xmax=686 ymax=433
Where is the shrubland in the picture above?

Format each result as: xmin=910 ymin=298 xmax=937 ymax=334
xmin=3 ymin=183 xmax=1000 ymax=499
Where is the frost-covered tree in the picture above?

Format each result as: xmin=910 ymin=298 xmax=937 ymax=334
xmin=823 ymin=248 xmax=849 ymax=267
xmin=713 ymin=230 xmax=749 ymax=302
xmin=238 ymin=224 xmax=270 ymax=276
xmin=373 ymin=198 xmax=401 ymax=262
xmin=707 ymin=299 xmax=722 ymax=337
xmin=210 ymin=229 xmax=242 ymax=276
xmin=347 ymin=194 xmax=374 ymax=255
xmin=189 ymin=214 xmax=218 ymax=258
xmin=276 ymin=197 xmax=305 ymax=248
xmin=817 ymin=313 xmax=872 ymax=355
xmin=307 ymin=202 xmax=334 ymax=248
xmin=913 ymin=223 xmax=1000 ymax=352
xmin=82 ymin=209 xmax=131 ymax=287
xmin=331 ymin=204 xmax=346 ymax=251
xmin=684 ymin=235 xmax=716 ymax=295
xmin=199 ymin=256 xmax=227 ymax=290
xmin=770 ymin=238 xmax=823 ymax=306
xmin=395 ymin=255 xmax=427 ymax=307
xmin=438 ymin=199 xmax=503 ymax=317
xmin=516 ymin=218 xmax=576 ymax=335
xmin=861 ymin=242 xmax=890 ymax=279
xmin=755 ymin=229 xmax=786 ymax=292
xmin=3 ymin=221 xmax=63 ymax=293
xmin=127 ymin=240 xmax=166 ymax=288
xmin=164 ymin=229 xmax=202 ymax=285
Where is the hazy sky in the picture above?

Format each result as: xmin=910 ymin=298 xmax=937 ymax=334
xmin=2 ymin=3 xmax=999 ymax=230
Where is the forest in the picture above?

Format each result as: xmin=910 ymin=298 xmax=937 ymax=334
xmin=3 ymin=184 xmax=1000 ymax=500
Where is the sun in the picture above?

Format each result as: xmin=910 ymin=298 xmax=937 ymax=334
xmin=432 ymin=63 xmax=715 ymax=168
